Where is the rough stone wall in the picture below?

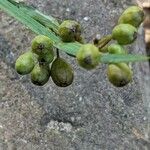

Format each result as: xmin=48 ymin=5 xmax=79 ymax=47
xmin=0 ymin=0 xmax=150 ymax=149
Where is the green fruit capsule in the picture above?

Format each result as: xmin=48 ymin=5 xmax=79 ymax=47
xmin=31 ymin=35 xmax=53 ymax=55
xmin=38 ymin=50 xmax=54 ymax=64
xmin=108 ymin=43 xmax=127 ymax=54
xmin=51 ymin=58 xmax=74 ymax=87
xmin=15 ymin=51 xmax=36 ymax=75
xmin=31 ymin=64 xmax=50 ymax=86
xmin=76 ymin=44 xmax=100 ymax=70
xmin=58 ymin=20 xmax=82 ymax=42
xmin=107 ymin=63 xmax=133 ymax=87
xmin=118 ymin=6 xmax=144 ymax=28
xmin=112 ymin=24 xmax=137 ymax=45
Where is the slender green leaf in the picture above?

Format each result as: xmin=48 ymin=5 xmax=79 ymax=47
xmin=101 ymin=54 xmax=150 ymax=63
xmin=0 ymin=0 xmax=60 ymax=43
xmin=8 ymin=0 xmax=60 ymax=29
xmin=55 ymin=42 xmax=82 ymax=56
xmin=19 ymin=5 xmax=60 ymax=33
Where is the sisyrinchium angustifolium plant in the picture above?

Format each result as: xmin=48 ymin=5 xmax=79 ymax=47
xmin=0 ymin=0 xmax=149 ymax=87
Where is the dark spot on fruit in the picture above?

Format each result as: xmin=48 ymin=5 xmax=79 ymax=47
xmin=84 ymin=56 xmax=92 ymax=65
xmin=38 ymin=44 xmax=44 ymax=50
xmin=70 ymin=26 xmax=76 ymax=33
xmin=119 ymin=79 xmax=128 ymax=87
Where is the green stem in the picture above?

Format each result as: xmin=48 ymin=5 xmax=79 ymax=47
xmin=94 ymin=34 xmax=112 ymax=50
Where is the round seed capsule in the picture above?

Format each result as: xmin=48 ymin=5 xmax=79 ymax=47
xmin=31 ymin=35 xmax=53 ymax=55
xmin=76 ymin=44 xmax=100 ymax=70
xmin=31 ymin=63 xmax=50 ymax=86
xmin=112 ymin=24 xmax=137 ymax=45
xmin=15 ymin=51 xmax=36 ymax=75
xmin=118 ymin=6 xmax=144 ymax=28
xmin=58 ymin=20 xmax=82 ymax=42
xmin=51 ymin=58 xmax=74 ymax=87
xmin=108 ymin=43 xmax=127 ymax=54
xmin=107 ymin=63 xmax=133 ymax=87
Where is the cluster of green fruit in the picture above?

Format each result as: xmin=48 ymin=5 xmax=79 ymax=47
xmin=106 ymin=6 xmax=144 ymax=87
xmin=15 ymin=35 xmax=74 ymax=87
xmin=76 ymin=6 xmax=144 ymax=87
xmin=15 ymin=6 xmax=145 ymax=87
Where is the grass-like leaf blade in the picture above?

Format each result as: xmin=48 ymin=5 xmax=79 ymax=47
xmin=8 ymin=0 xmax=59 ymax=28
xmin=19 ymin=5 xmax=60 ymax=33
xmin=101 ymin=54 xmax=150 ymax=63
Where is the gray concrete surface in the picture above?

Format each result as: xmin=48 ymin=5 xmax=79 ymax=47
xmin=0 ymin=0 xmax=150 ymax=149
